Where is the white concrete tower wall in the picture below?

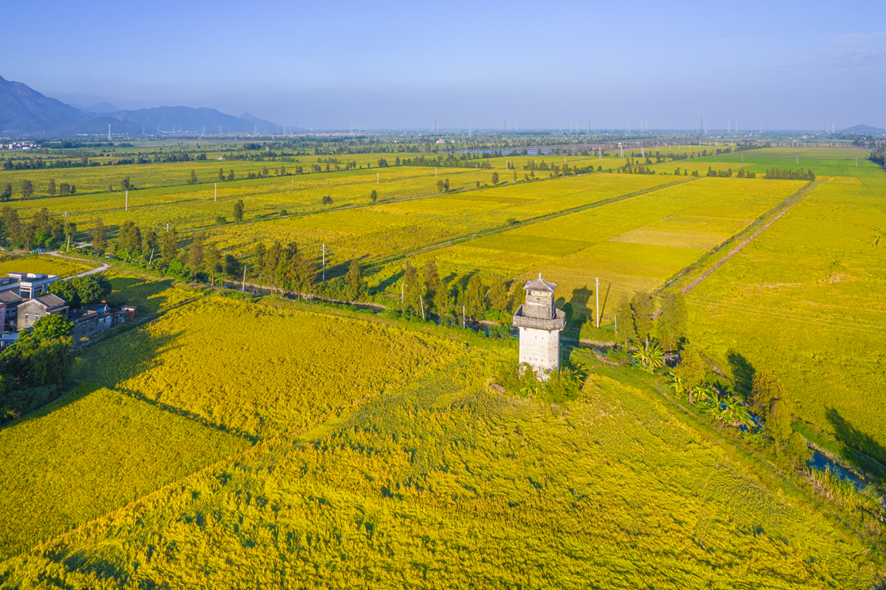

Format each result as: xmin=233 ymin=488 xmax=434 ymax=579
xmin=518 ymin=326 xmax=561 ymax=373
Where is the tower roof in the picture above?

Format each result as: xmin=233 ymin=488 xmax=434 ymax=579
xmin=523 ymin=273 xmax=557 ymax=292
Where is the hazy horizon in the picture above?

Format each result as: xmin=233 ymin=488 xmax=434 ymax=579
xmin=4 ymin=0 xmax=884 ymax=131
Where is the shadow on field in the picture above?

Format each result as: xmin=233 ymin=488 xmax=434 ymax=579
xmin=74 ymin=328 xmax=184 ymax=388
xmin=826 ymin=408 xmax=886 ymax=476
xmin=727 ymin=350 xmax=756 ymax=396
xmin=108 ymin=276 xmax=181 ymax=314
xmin=376 ymin=269 xmax=404 ymax=292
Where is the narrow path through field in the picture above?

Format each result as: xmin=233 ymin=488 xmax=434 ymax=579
xmin=680 ymin=180 xmax=820 ymax=296
xmin=46 ymin=250 xmax=110 ymax=279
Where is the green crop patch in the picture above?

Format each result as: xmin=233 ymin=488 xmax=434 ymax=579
xmin=0 ymin=386 xmax=247 ymax=561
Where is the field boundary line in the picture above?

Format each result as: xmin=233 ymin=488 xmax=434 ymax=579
xmin=366 ymin=176 xmax=699 ymax=270
xmin=653 ymin=179 xmax=820 ymax=299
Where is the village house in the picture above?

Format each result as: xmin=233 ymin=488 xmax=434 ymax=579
xmin=0 ymin=290 xmax=23 ymax=333
xmin=7 ymin=272 xmax=59 ymax=299
xmin=17 ymin=293 xmax=69 ymax=331
xmin=70 ymin=303 xmax=136 ymax=341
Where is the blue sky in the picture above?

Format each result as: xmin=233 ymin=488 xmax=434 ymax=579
xmin=4 ymin=0 xmax=885 ymax=130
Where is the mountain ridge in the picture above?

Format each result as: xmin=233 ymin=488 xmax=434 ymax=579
xmin=0 ymin=76 xmax=281 ymax=136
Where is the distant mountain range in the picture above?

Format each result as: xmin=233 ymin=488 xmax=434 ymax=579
xmin=0 ymin=75 xmax=281 ymax=137
xmin=840 ymin=124 xmax=885 ymax=135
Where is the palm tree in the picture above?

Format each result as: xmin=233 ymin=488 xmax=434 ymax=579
xmin=633 ymin=341 xmax=664 ymax=374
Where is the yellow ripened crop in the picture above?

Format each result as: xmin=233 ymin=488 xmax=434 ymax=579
xmin=77 ymin=298 xmax=463 ymax=438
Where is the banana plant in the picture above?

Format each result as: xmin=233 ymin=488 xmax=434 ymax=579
xmin=632 ymin=341 xmax=664 ymax=374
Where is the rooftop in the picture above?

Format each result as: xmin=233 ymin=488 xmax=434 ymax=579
xmin=523 ymin=273 xmax=557 ymax=293
xmin=30 ymin=293 xmax=66 ymax=310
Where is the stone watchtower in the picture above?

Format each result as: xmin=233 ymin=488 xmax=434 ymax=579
xmin=512 ymin=274 xmax=566 ymax=378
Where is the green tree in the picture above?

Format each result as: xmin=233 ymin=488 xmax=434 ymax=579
xmin=47 ymin=179 xmax=56 ymax=197
xmin=91 ymin=218 xmax=107 ymax=256
xmin=188 ymin=170 xmax=198 ymax=185
xmin=162 ymin=228 xmax=179 ymax=264
xmin=464 ymin=274 xmax=486 ymax=319
xmin=630 ymin=291 xmax=654 ymax=344
xmin=224 ymin=254 xmax=243 ymax=280
xmin=264 ymin=242 xmax=283 ymax=289
xmin=403 ymin=264 xmax=422 ymax=311
xmin=22 ymin=180 xmax=33 ymax=199
xmin=614 ymin=296 xmax=638 ymax=351
xmin=233 ymin=200 xmax=245 ymax=222
xmin=675 ymin=346 xmax=706 ymax=403
xmin=346 ymin=260 xmax=364 ymax=300
xmin=491 ymin=172 xmax=499 ymax=185
xmin=187 ymin=233 xmax=205 ymax=276
xmin=142 ymin=230 xmax=159 ymax=258
xmin=49 ymin=280 xmax=81 ymax=309
xmin=121 ymin=177 xmax=131 ymax=190
xmin=322 ymin=195 xmax=333 ymax=205
xmin=370 ymin=190 xmax=378 ymax=203
xmin=1 ymin=183 xmax=11 ymax=202
xmin=218 ymin=168 xmax=224 ymax=181
xmin=31 ymin=313 xmax=73 ymax=340
xmin=750 ymin=371 xmax=786 ymax=421
xmin=118 ymin=220 xmax=141 ymax=254
xmin=487 ymin=274 xmax=507 ymax=313
xmin=422 ymin=259 xmax=440 ymax=304
xmin=656 ymin=292 xmax=687 ymax=351
xmin=76 ymin=275 xmax=112 ymax=305
xmin=227 ymin=169 xmax=235 ymax=181
xmin=203 ymin=242 xmax=221 ymax=286
xmin=251 ymin=242 xmax=267 ymax=277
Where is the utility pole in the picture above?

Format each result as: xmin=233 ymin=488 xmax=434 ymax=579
xmin=595 ymin=277 xmax=600 ymax=328
xmin=321 ymin=243 xmax=327 ymax=282
xmin=291 ymin=179 xmax=294 ymax=191
xmin=435 ymin=167 xmax=437 ymax=179
xmin=214 ymin=183 xmax=217 ymax=201
xmin=401 ymin=281 xmax=404 ymax=302
xmin=149 ymin=247 xmax=154 ymax=265
xmin=125 ymin=189 xmax=128 ymax=211
xmin=166 ymin=223 xmax=169 ymax=233
xmin=377 ymin=172 xmax=379 ymax=184
xmin=242 ymin=264 xmax=247 ymax=291
xmin=419 ymin=295 xmax=425 ymax=320
xmin=462 ymin=305 xmax=466 ymax=329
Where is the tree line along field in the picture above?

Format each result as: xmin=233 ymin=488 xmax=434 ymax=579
xmin=0 ymin=293 xmax=881 ymax=588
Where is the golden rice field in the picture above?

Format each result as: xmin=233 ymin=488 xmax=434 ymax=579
xmin=0 ymin=385 xmax=248 ymax=561
xmin=0 ymin=347 xmax=879 ymax=588
xmin=207 ymin=173 xmax=676 ymax=266
xmin=685 ymin=175 xmax=886 ymax=468
xmin=0 ymin=254 xmax=92 ymax=278
xmin=7 ymin=166 xmax=506 ymax=234
xmin=404 ymin=177 xmax=806 ymax=316
xmin=76 ymin=297 xmax=464 ymax=439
